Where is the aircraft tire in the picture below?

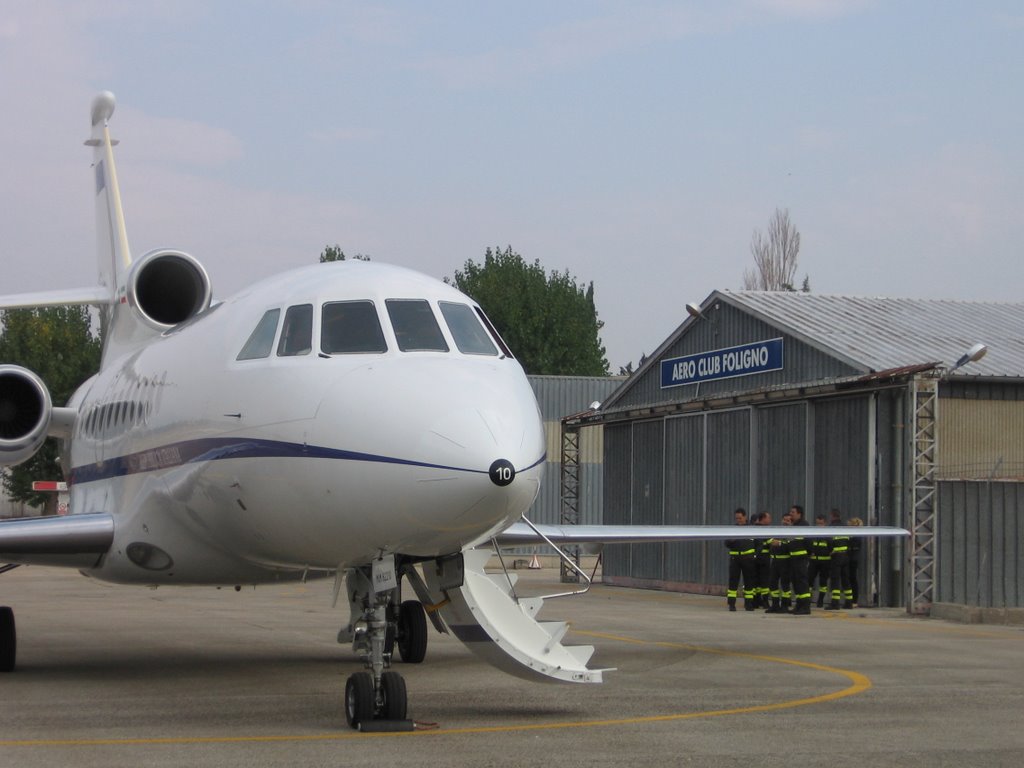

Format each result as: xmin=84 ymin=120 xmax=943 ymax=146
xmin=0 ymin=606 xmax=15 ymax=673
xmin=344 ymin=671 xmax=374 ymax=729
xmin=397 ymin=600 xmax=427 ymax=664
xmin=380 ymin=671 xmax=407 ymax=721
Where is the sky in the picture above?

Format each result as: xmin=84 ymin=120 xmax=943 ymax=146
xmin=2 ymin=1 xmax=1022 ymax=371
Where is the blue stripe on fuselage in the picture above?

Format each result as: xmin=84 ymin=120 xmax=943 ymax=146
xmin=69 ymin=437 xmax=547 ymax=485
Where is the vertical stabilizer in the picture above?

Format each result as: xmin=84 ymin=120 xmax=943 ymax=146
xmin=86 ymin=92 xmax=130 ymax=319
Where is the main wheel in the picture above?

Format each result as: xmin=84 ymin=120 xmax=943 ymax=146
xmin=397 ymin=600 xmax=427 ymax=664
xmin=0 ymin=607 xmax=15 ymax=673
xmin=344 ymin=671 xmax=375 ymax=729
xmin=379 ymin=671 xmax=407 ymax=720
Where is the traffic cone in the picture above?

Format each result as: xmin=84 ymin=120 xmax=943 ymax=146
xmin=528 ymin=554 xmax=541 ymax=569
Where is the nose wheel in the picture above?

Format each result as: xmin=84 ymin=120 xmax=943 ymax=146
xmin=344 ymin=670 xmax=408 ymax=729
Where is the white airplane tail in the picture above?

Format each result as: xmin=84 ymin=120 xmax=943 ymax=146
xmin=86 ymin=93 xmax=213 ymax=363
xmin=87 ymin=92 xmax=131 ymax=307
xmin=1 ymin=92 xmax=214 ymax=366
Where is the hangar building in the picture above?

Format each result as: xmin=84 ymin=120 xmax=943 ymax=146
xmin=568 ymin=291 xmax=1024 ymax=613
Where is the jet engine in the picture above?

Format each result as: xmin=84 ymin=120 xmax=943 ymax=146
xmin=0 ymin=366 xmax=52 ymax=467
xmin=127 ymin=249 xmax=213 ymax=330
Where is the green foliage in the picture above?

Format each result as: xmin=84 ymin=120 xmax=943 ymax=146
xmin=0 ymin=306 xmax=101 ymax=508
xmin=449 ymin=246 xmax=609 ymax=376
xmin=320 ymin=244 xmax=370 ymax=263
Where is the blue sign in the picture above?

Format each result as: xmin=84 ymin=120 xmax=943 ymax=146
xmin=661 ymin=338 xmax=784 ymax=389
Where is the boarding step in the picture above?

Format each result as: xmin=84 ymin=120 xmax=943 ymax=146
xmin=422 ymin=548 xmax=609 ymax=684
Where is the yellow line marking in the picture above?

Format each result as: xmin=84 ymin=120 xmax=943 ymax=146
xmin=2 ymin=628 xmax=871 ymax=747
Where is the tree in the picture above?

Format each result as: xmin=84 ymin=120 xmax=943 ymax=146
xmin=742 ymin=208 xmax=809 ymax=292
xmin=320 ymin=245 xmax=370 ymax=263
xmin=0 ymin=307 xmax=102 ymax=509
xmin=618 ymin=353 xmax=647 ymax=377
xmin=449 ymin=246 xmax=609 ymax=376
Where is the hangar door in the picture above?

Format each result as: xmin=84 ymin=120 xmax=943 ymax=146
xmin=603 ymin=410 xmax=751 ymax=588
xmin=602 ymin=395 xmax=877 ymax=594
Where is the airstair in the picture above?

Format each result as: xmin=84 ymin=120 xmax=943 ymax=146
xmin=420 ymin=548 xmax=609 ymax=683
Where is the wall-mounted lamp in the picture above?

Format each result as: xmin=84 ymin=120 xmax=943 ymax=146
xmin=685 ymin=302 xmax=704 ymax=320
xmin=949 ymin=342 xmax=988 ymax=373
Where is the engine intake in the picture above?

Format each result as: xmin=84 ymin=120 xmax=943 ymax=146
xmin=128 ymin=249 xmax=213 ymax=330
xmin=0 ymin=366 xmax=53 ymax=467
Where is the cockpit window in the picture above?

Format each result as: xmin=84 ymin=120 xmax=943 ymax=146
xmin=321 ymin=301 xmax=388 ymax=354
xmin=386 ymin=299 xmax=449 ymax=352
xmin=439 ymin=302 xmax=498 ymax=356
xmin=237 ymin=308 xmax=281 ymax=360
xmin=277 ymin=304 xmax=313 ymax=357
xmin=475 ymin=307 xmax=514 ymax=359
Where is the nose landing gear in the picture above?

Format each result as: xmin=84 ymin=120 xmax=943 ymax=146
xmin=342 ymin=566 xmax=424 ymax=729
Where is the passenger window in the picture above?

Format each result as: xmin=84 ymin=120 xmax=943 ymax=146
xmin=237 ymin=308 xmax=281 ymax=360
xmin=321 ymin=301 xmax=388 ymax=354
xmin=386 ymin=300 xmax=449 ymax=352
xmin=439 ymin=302 xmax=498 ymax=356
xmin=277 ymin=304 xmax=313 ymax=357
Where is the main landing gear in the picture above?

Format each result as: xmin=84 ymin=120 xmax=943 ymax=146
xmin=341 ymin=565 xmax=428 ymax=729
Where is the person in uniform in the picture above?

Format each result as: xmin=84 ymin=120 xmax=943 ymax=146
xmin=808 ymin=513 xmax=832 ymax=608
xmin=826 ymin=513 xmax=853 ymax=609
xmin=752 ymin=511 xmax=773 ymax=608
xmin=787 ymin=505 xmax=812 ymax=615
xmin=724 ymin=508 xmax=757 ymax=611
xmin=765 ymin=511 xmax=793 ymax=613
xmin=848 ymin=517 xmax=864 ymax=606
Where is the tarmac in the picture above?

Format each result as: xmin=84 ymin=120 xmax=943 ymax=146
xmin=1 ymin=564 xmax=1023 ymax=768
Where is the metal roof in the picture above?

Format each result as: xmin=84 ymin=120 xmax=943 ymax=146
xmin=711 ymin=291 xmax=1024 ymax=379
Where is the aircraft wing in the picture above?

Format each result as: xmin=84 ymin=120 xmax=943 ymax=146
xmin=0 ymin=287 xmax=112 ymax=311
xmin=495 ymin=523 xmax=908 ymax=545
xmin=0 ymin=513 xmax=114 ymax=568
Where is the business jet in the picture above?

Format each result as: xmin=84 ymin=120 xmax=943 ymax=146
xmin=0 ymin=93 xmax=907 ymax=730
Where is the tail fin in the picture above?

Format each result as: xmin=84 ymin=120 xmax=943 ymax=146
xmin=1 ymin=93 xmax=212 ymax=366
xmin=86 ymin=91 xmax=130 ymax=309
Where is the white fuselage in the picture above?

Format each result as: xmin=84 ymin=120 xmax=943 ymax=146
xmin=65 ymin=262 xmax=545 ymax=584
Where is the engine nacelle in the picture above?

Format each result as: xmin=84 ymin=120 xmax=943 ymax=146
xmin=0 ymin=366 xmax=53 ymax=467
xmin=127 ymin=249 xmax=213 ymax=330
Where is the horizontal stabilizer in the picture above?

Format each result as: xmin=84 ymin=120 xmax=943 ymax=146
xmin=495 ymin=523 xmax=908 ymax=546
xmin=0 ymin=286 xmax=112 ymax=311
xmin=0 ymin=513 xmax=114 ymax=568
xmin=423 ymin=548 xmax=609 ymax=684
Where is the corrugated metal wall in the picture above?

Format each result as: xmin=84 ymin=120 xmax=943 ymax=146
xmin=602 ymin=393 xmax=912 ymax=603
xmin=603 ymin=423 xmax=632 ymax=576
xmin=665 ymin=415 xmax=705 ymax=584
xmin=940 ymin=399 xmax=1024 ymax=480
xmin=526 ymin=376 xmax=624 ymax=529
xmin=936 ymin=480 xmax=1024 ymax=607
xmin=755 ymin=403 xmax=806 ymax=516
xmin=812 ymin=396 xmax=870 ymax=518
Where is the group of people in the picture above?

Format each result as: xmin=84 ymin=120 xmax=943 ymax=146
xmin=724 ymin=505 xmax=863 ymax=615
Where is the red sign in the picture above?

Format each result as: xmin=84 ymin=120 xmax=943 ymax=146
xmin=31 ymin=481 xmax=68 ymax=492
